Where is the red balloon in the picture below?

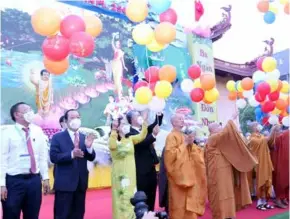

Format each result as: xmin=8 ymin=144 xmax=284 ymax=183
xmin=145 ymin=66 xmax=159 ymax=83
xmin=60 ymin=15 xmax=86 ymax=38
xmin=255 ymin=92 xmax=266 ymax=102
xmin=261 ymin=101 xmax=275 ymax=113
xmin=190 ymin=88 xmax=204 ymax=102
xmin=188 ymin=64 xmax=201 ymax=79
xmin=159 ymin=8 xmax=178 ymax=25
xmin=262 ymin=117 xmax=269 ymax=126
xmin=257 ymin=82 xmax=271 ymax=96
xmin=256 ymin=56 xmax=265 ymax=71
xmin=149 ymin=82 xmax=156 ymax=95
xmin=69 ymin=32 xmax=95 ymax=57
xmin=42 ymin=35 xmax=70 ymax=61
xmin=268 ymin=91 xmax=280 ymax=101
xmin=134 ymin=80 xmax=148 ymax=91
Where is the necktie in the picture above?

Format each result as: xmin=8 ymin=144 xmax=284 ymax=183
xmin=22 ymin=127 xmax=36 ymax=173
xmin=74 ymin=132 xmax=80 ymax=149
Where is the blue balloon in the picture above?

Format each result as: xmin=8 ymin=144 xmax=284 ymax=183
xmin=264 ymin=11 xmax=276 ymax=24
xmin=287 ymin=106 xmax=290 ymax=114
xmin=149 ymin=0 xmax=171 ymax=14
xmin=255 ymin=107 xmax=262 ymax=117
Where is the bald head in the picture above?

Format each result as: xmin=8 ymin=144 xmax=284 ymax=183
xmin=171 ymin=113 xmax=185 ymax=130
xmin=208 ymin=122 xmax=222 ymax=134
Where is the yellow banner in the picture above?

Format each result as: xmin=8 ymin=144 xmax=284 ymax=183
xmin=187 ymin=34 xmax=218 ymax=133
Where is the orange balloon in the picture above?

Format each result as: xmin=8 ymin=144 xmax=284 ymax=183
xmin=228 ymin=92 xmax=237 ymax=101
xmin=286 ymin=96 xmax=290 ymax=105
xmin=43 ymin=56 xmax=69 ymax=75
xmin=158 ymin=65 xmax=177 ymax=82
xmin=280 ymin=110 xmax=288 ymax=117
xmin=276 ymin=99 xmax=287 ymax=110
xmin=241 ymin=77 xmax=254 ymax=90
xmin=203 ymin=98 xmax=212 ymax=104
xmin=125 ymin=0 xmax=148 ymax=22
xmin=200 ymin=73 xmax=216 ymax=91
xmin=154 ymin=22 xmax=176 ymax=45
xmin=257 ymin=1 xmax=269 ymax=12
xmin=238 ymin=92 xmax=244 ymax=99
xmin=31 ymin=8 xmax=61 ymax=36
xmin=84 ymin=15 xmax=103 ymax=37
xmin=277 ymin=80 xmax=283 ymax=91
xmin=285 ymin=3 xmax=290 ymax=14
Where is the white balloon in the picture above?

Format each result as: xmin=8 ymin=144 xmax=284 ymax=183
xmin=249 ymin=96 xmax=260 ymax=107
xmin=252 ymin=70 xmax=266 ymax=83
xmin=268 ymin=115 xmax=279 ymax=125
xmin=236 ymin=99 xmax=247 ymax=109
xmin=132 ymin=99 xmax=148 ymax=111
xmin=265 ymin=69 xmax=281 ymax=81
xmin=282 ymin=116 xmax=290 ymax=127
xmin=243 ymin=89 xmax=254 ymax=98
xmin=148 ymin=96 xmax=166 ymax=113
xmin=180 ymin=79 xmax=194 ymax=93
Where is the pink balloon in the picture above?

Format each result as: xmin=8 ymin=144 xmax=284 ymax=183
xmin=256 ymin=57 xmax=265 ymax=71
xmin=159 ymin=8 xmax=178 ymax=25
xmin=134 ymin=80 xmax=148 ymax=91
xmin=145 ymin=66 xmax=159 ymax=83
xmin=70 ymin=32 xmax=95 ymax=57
xmin=42 ymin=35 xmax=70 ymax=61
xmin=60 ymin=15 xmax=86 ymax=39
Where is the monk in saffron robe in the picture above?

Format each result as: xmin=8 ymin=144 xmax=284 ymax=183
xmin=271 ymin=129 xmax=289 ymax=208
xmin=164 ymin=114 xmax=207 ymax=219
xmin=205 ymin=117 xmax=257 ymax=219
xmin=248 ymin=123 xmax=280 ymax=210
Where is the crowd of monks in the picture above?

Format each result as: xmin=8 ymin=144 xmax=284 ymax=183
xmin=158 ymin=112 xmax=289 ymax=219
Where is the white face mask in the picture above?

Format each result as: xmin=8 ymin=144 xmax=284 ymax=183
xmin=23 ymin=111 xmax=35 ymax=124
xmin=69 ymin=118 xmax=81 ymax=130
xmin=137 ymin=116 xmax=144 ymax=125
xmin=257 ymin=124 xmax=263 ymax=132
xmin=121 ymin=125 xmax=130 ymax=135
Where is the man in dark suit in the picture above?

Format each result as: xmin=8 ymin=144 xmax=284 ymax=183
xmin=50 ymin=109 xmax=96 ymax=219
xmin=126 ymin=110 xmax=163 ymax=211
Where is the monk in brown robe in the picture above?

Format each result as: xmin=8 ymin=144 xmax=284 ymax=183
xmin=271 ymin=129 xmax=289 ymax=208
xmin=205 ymin=115 xmax=257 ymax=219
xmin=164 ymin=114 xmax=207 ymax=219
xmin=248 ymin=122 xmax=280 ymax=210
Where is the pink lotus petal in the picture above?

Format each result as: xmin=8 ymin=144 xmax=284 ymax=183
xmin=105 ymin=83 xmax=115 ymax=90
xmin=96 ymin=84 xmax=108 ymax=93
xmin=85 ymin=87 xmax=99 ymax=98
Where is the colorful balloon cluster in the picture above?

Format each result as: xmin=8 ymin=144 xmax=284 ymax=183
xmin=226 ymin=56 xmax=289 ymax=127
xmin=133 ymin=65 xmax=177 ymax=112
xmin=180 ymin=65 xmax=218 ymax=104
xmin=257 ymin=0 xmax=290 ymax=24
xmin=127 ymin=0 xmax=177 ymax=53
xmin=31 ymin=8 xmax=102 ymax=75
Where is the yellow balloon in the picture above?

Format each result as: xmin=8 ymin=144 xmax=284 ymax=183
xmin=126 ymin=0 xmax=148 ymax=22
xmin=193 ymin=78 xmax=201 ymax=88
xmin=281 ymin=80 xmax=290 ymax=93
xmin=280 ymin=93 xmax=288 ymax=100
xmin=262 ymin=57 xmax=277 ymax=73
xmin=84 ymin=15 xmax=103 ymax=37
xmin=267 ymin=79 xmax=279 ymax=92
xmin=155 ymin=80 xmax=173 ymax=98
xmin=135 ymin=87 xmax=152 ymax=104
xmin=204 ymin=88 xmax=220 ymax=103
xmin=31 ymin=7 xmax=61 ymax=36
xmin=226 ymin=80 xmax=236 ymax=92
xmin=269 ymin=4 xmax=279 ymax=14
xmin=280 ymin=0 xmax=288 ymax=5
xmin=132 ymin=24 xmax=154 ymax=45
xmin=271 ymin=108 xmax=281 ymax=115
xmin=236 ymin=81 xmax=243 ymax=92
xmin=146 ymin=38 xmax=165 ymax=52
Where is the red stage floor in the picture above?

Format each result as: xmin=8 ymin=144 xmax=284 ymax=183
xmin=1 ymin=188 xmax=288 ymax=218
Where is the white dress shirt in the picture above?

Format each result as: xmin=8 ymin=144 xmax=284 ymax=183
xmin=67 ymin=129 xmax=93 ymax=159
xmin=0 ymin=123 xmax=49 ymax=186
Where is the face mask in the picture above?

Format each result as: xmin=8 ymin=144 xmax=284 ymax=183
xmin=121 ymin=125 xmax=130 ymax=135
xmin=70 ymin=118 xmax=81 ymax=130
xmin=23 ymin=111 xmax=35 ymax=123
xmin=137 ymin=116 xmax=144 ymax=125
xmin=257 ymin=124 xmax=263 ymax=132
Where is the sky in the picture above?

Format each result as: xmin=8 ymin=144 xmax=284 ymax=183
xmin=1 ymin=0 xmax=289 ymax=64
